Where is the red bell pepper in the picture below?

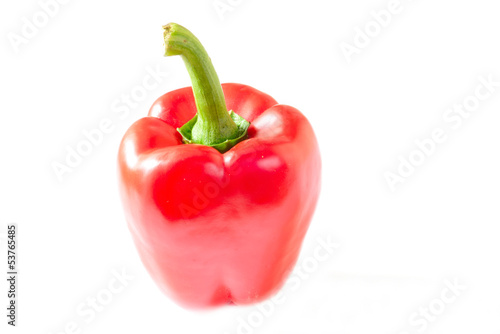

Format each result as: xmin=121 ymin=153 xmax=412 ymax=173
xmin=118 ymin=23 xmax=321 ymax=308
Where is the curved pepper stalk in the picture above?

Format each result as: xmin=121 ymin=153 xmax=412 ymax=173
xmin=163 ymin=23 xmax=249 ymax=153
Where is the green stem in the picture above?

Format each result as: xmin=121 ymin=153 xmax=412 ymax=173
xmin=163 ymin=23 xmax=248 ymax=151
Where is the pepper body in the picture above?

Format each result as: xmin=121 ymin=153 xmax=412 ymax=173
xmin=118 ymin=83 xmax=321 ymax=308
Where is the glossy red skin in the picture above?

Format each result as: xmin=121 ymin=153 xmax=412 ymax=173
xmin=118 ymin=83 xmax=321 ymax=308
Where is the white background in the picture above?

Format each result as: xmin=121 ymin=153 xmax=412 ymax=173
xmin=1 ymin=0 xmax=500 ymax=333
